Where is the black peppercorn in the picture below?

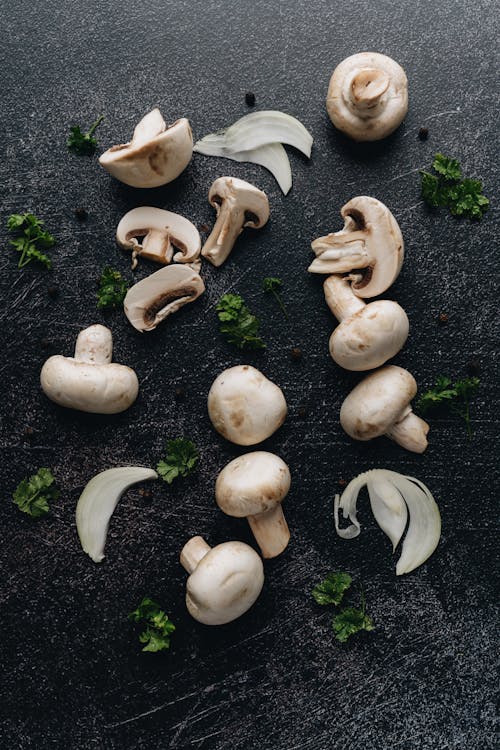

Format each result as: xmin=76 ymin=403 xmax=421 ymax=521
xmin=175 ymin=386 xmax=186 ymax=400
xmin=418 ymin=127 xmax=429 ymax=141
xmin=290 ymin=347 xmax=302 ymax=361
xmin=245 ymin=92 xmax=256 ymax=107
xmin=47 ymin=285 xmax=59 ymax=299
xmin=298 ymin=406 xmax=307 ymax=419
xmin=75 ymin=208 xmax=88 ymax=221
xmin=438 ymin=313 xmax=449 ymax=325
xmin=466 ymin=359 xmax=480 ymax=376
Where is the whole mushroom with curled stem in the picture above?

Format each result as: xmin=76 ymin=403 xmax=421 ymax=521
xmin=215 ymin=452 xmax=291 ymax=558
xmin=201 ymin=177 xmax=270 ymax=267
xmin=326 ymin=52 xmax=408 ymax=141
xmin=180 ymin=536 xmax=264 ymax=625
xmin=40 ymin=324 xmax=138 ymax=414
xmin=340 ymin=365 xmax=429 ymax=453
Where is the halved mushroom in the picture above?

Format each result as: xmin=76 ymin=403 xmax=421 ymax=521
xmin=308 ymin=196 xmax=404 ymax=298
xmin=201 ymin=177 xmax=270 ymax=267
xmin=326 ymin=52 xmax=408 ymax=141
xmin=116 ymin=206 xmax=201 ymax=270
xmin=99 ymin=108 xmax=193 ymax=188
xmin=124 ymin=264 xmax=205 ymax=332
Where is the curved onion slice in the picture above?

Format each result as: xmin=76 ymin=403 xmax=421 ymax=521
xmin=76 ymin=467 xmax=157 ymax=563
xmin=334 ymin=469 xmax=441 ymax=575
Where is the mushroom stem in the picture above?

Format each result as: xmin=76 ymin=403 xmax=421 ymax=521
xmin=247 ymin=504 xmax=290 ymax=559
xmin=385 ymin=410 xmax=429 ymax=454
xmin=180 ymin=536 xmax=211 ymax=573
xmin=309 ymin=232 xmax=371 ymax=274
xmin=323 ymin=274 xmax=365 ymax=321
xmin=74 ymin=325 xmax=112 ymax=364
xmin=350 ymin=68 xmax=390 ymax=111
xmin=141 ymin=229 xmax=173 ymax=262
xmin=202 ymin=202 xmax=245 ymax=267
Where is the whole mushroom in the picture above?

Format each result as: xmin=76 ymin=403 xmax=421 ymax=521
xmin=340 ymin=365 xmax=429 ymax=453
xmin=215 ymin=452 xmax=291 ymax=558
xmin=180 ymin=536 xmax=264 ymax=625
xmin=99 ymin=108 xmax=193 ymax=188
xmin=201 ymin=177 xmax=270 ymax=267
xmin=40 ymin=325 xmax=138 ymax=414
xmin=208 ymin=365 xmax=287 ymax=445
xmin=326 ymin=52 xmax=408 ymax=141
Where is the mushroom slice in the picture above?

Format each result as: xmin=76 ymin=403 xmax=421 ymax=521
xmin=99 ymin=108 xmax=193 ymax=188
xmin=116 ymin=206 xmax=201 ymax=269
xmin=309 ymin=196 xmax=404 ymax=298
xmin=124 ymin=265 xmax=205 ymax=332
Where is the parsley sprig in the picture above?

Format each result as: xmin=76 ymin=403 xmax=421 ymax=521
xmin=263 ymin=277 xmax=288 ymax=318
xmin=13 ymin=468 xmax=59 ymax=518
xmin=7 ymin=213 xmax=55 ymax=269
xmin=97 ymin=266 xmax=129 ymax=309
xmin=420 ymin=154 xmax=489 ymax=219
xmin=416 ymin=375 xmax=480 ymax=438
xmin=312 ymin=572 xmax=352 ymax=606
xmin=157 ymin=438 xmax=199 ymax=484
xmin=129 ymin=597 xmax=175 ymax=653
xmin=67 ymin=115 xmax=104 ymax=155
xmin=312 ymin=572 xmax=374 ymax=643
xmin=216 ymin=293 xmax=265 ymax=349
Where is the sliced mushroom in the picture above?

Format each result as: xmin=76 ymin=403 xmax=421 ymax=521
xmin=124 ymin=265 xmax=205 ymax=332
xmin=99 ymin=108 xmax=193 ymax=188
xmin=116 ymin=206 xmax=201 ymax=270
xmin=201 ymin=177 xmax=270 ymax=267
xmin=326 ymin=52 xmax=408 ymax=141
xmin=308 ymin=196 xmax=404 ymax=298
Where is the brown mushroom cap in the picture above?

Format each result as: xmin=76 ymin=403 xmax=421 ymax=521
xmin=215 ymin=451 xmax=291 ymax=517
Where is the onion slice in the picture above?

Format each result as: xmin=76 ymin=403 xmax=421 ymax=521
xmin=334 ymin=469 xmax=441 ymax=575
xmin=76 ymin=467 xmax=157 ymax=563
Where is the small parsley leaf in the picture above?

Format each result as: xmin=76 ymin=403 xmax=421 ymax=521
xmin=7 ymin=213 xmax=55 ymax=269
xmin=332 ymin=601 xmax=374 ymax=643
xmin=420 ymin=154 xmax=489 ymax=220
xmin=216 ymin=293 xmax=265 ymax=349
xmin=417 ymin=375 xmax=480 ymax=438
xmin=129 ymin=597 xmax=175 ymax=653
xmin=432 ymin=153 xmax=462 ymax=182
xmin=13 ymin=467 xmax=59 ymax=518
xmin=312 ymin=572 xmax=352 ymax=606
xmin=97 ymin=266 xmax=129 ymax=309
xmin=67 ymin=115 xmax=104 ymax=155
xmin=157 ymin=438 xmax=199 ymax=484
xmin=263 ymin=276 xmax=288 ymax=318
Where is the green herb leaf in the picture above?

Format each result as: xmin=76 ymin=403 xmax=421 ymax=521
xmin=420 ymin=154 xmax=489 ymax=220
xmin=97 ymin=266 xmax=129 ymax=309
xmin=332 ymin=604 xmax=374 ymax=643
xmin=67 ymin=115 xmax=104 ymax=155
xmin=432 ymin=153 xmax=462 ymax=182
xmin=216 ymin=293 xmax=266 ymax=349
xmin=312 ymin=572 xmax=352 ymax=606
xmin=13 ymin=467 xmax=59 ymax=518
xmin=263 ymin=276 xmax=288 ymax=318
xmin=157 ymin=438 xmax=199 ymax=484
xmin=7 ymin=213 xmax=55 ymax=269
xmin=417 ymin=375 xmax=480 ymax=437
xmin=129 ymin=597 xmax=175 ymax=653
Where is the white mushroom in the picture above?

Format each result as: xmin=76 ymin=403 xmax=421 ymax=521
xmin=99 ymin=108 xmax=193 ymax=188
xmin=201 ymin=177 xmax=270 ymax=267
xmin=40 ymin=324 xmax=138 ymax=414
xmin=180 ymin=536 xmax=264 ymax=625
xmin=309 ymin=196 xmax=404 ymax=297
xmin=216 ymin=452 xmax=291 ymax=558
xmin=124 ymin=264 xmax=205 ymax=332
xmin=323 ymin=274 xmax=409 ymax=370
xmin=208 ymin=365 xmax=287 ymax=445
xmin=326 ymin=52 xmax=408 ymax=141
xmin=116 ymin=206 xmax=201 ymax=270
xmin=340 ymin=365 xmax=429 ymax=453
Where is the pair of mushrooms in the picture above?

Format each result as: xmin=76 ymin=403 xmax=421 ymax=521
xmin=309 ymin=196 xmax=428 ymax=453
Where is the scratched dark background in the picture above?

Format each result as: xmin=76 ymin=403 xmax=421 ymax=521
xmin=0 ymin=0 xmax=498 ymax=748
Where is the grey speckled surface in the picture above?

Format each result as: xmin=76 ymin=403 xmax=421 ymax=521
xmin=0 ymin=0 xmax=498 ymax=748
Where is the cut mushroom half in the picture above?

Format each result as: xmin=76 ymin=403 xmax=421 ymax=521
xmin=99 ymin=108 xmax=193 ymax=188
xmin=201 ymin=177 xmax=270 ymax=267
xmin=116 ymin=206 xmax=201 ymax=270
xmin=309 ymin=196 xmax=404 ymax=298
xmin=124 ymin=264 xmax=205 ymax=332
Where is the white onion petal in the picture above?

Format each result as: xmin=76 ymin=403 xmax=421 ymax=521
xmin=367 ymin=474 xmax=408 ymax=552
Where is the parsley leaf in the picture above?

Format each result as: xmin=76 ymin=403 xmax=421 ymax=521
xmin=432 ymin=153 xmax=462 ymax=182
xmin=13 ymin=467 xmax=59 ymax=517
xmin=97 ymin=266 xmax=129 ymax=309
xmin=157 ymin=438 xmax=199 ymax=484
xmin=332 ymin=599 xmax=374 ymax=643
xmin=7 ymin=213 xmax=55 ymax=269
xmin=67 ymin=115 xmax=104 ymax=155
xmin=263 ymin=276 xmax=288 ymax=318
xmin=216 ymin=293 xmax=265 ymax=349
xmin=129 ymin=597 xmax=175 ymax=653
xmin=417 ymin=375 xmax=480 ymax=437
xmin=312 ymin=572 xmax=352 ymax=606
xmin=420 ymin=154 xmax=489 ymax=219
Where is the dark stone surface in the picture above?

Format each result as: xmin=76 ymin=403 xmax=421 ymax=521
xmin=0 ymin=1 xmax=498 ymax=748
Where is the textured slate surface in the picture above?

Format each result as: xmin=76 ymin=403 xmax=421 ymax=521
xmin=0 ymin=0 xmax=498 ymax=748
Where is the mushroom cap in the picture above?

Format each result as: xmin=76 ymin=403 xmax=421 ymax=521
xmin=208 ymin=176 xmax=270 ymax=228
xmin=215 ymin=451 xmax=291 ymax=517
xmin=340 ymin=365 xmax=417 ymax=440
xmin=185 ymin=541 xmax=264 ymax=625
xmin=330 ymin=300 xmax=409 ymax=371
xmin=208 ymin=365 xmax=287 ymax=446
xmin=116 ymin=206 xmax=201 ymax=265
xmin=326 ymin=52 xmax=408 ymax=141
xmin=124 ymin=264 xmax=205 ymax=332
xmin=99 ymin=109 xmax=193 ymax=188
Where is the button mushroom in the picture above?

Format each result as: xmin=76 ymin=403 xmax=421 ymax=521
xmin=215 ymin=452 xmax=291 ymax=558
xmin=323 ymin=274 xmax=409 ymax=371
xmin=99 ymin=108 xmax=193 ymax=188
xmin=40 ymin=324 xmax=138 ymax=414
xmin=326 ymin=52 xmax=408 ymax=141
xmin=180 ymin=536 xmax=264 ymax=625
xmin=124 ymin=264 xmax=205 ymax=332
xmin=116 ymin=207 xmax=201 ymax=270
xmin=340 ymin=365 xmax=429 ymax=453
xmin=201 ymin=177 xmax=270 ymax=267
xmin=208 ymin=365 xmax=287 ymax=445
